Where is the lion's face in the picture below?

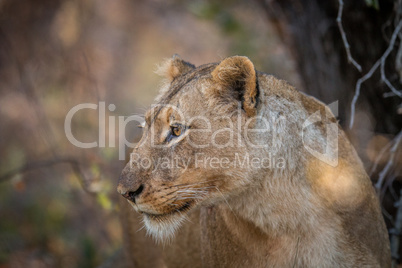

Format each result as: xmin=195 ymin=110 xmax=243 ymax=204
xmin=118 ymin=56 xmax=261 ymax=242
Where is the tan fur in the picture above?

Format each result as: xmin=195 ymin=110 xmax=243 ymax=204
xmin=155 ymin=54 xmax=195 ymax=82
xmin=211 ymin=56 xmax=258 ymax=117
xmin=118 ymin=56 xmax=391 ymax=267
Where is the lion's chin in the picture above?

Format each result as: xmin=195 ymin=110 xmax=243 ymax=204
xmin=141 ymin=201 xmax=194 ymax=244
xmin=142 ymin=213 xmax=187 ymax=244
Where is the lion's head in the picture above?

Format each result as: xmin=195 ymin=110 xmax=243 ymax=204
xmin=116 ymin=55 xmax=391 ymax=267
xmin=117 ymin=55 xmax=282 ymax=242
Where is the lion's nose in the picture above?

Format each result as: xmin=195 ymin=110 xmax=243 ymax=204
xmin=118 ymin=184 xmax=144 ymax=204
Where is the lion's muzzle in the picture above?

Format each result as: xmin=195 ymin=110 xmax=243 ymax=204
xmin=117 ymin=166 xmax=145 ymax=204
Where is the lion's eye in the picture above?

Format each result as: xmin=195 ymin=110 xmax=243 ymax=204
xmin=166 ymin=124 xmax=187 ymax=142
xmin=172 ymin=126 xmax=182 ymax=137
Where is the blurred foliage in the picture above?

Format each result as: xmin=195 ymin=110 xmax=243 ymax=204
xmin=0 ymin=0 xmax=296 ymax=267
xmin=0 ymin=0 xmax=398 ymax=266
xmin=365 ymin=0 xmax=380 ymax=9
xmin=187 ymin=1 xmax=263 ymax=64
xmin=189 ymin=2 xmax=242 ymax=34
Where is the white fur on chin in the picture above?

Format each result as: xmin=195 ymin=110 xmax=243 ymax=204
xmin=142 ymin=213 xmax=187 ymax=244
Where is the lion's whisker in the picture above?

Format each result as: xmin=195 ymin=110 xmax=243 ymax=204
xmin=215 ymin=186 xmax=239 ymax=221
xmin=171 ymin=179 xmax=221 ymax=188
xmin=136 ymin=224 xmax=146 ymax=233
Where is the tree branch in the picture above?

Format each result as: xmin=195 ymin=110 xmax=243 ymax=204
xmin=391 ymin=187 xmax=402 ymax=263
xmin=349 ymin=58 xmax=381 ymax=128
xmin=381 ymin=20 xmax=402 ymax=98
xmin=0 ymin=157 xmax=91 ymax=192
xmin=337 ymin=0 xmax=362 ymax=72
xmin=369 ymin=138 xmax=393 ymax=176
xmin=374 ymin=130 xmax=402 ymax=191
xmin=350 ymin=19 xmax=402 ymax=128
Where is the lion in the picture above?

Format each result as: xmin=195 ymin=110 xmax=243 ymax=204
xmin=117 ymin=55 xmax=391 ymax=267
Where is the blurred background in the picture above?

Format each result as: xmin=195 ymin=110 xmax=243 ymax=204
xmin=0 ymin=0 xmax=401 ymax=267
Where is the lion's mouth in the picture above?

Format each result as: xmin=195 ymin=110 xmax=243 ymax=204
xmin=142 ymin=201 xmax=193 ymax=220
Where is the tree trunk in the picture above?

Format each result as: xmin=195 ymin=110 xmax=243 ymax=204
xmin=257 ymin=0 xmax=402 ymax=262
xmin=258 ymin=0 xmax=400 ymax=134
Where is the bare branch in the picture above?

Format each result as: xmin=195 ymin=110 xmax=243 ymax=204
xmin=350 ymin=19 xmax=402 ymax=128
xmin=0 ymin=157 xmax=91 ymax=193
xmin=375 ymin=130 xmax=402 ymax=191
xmin=383 ymin=91 xmax=402 ymax=98
xmin=391 ymin=187 xmax=402 ymax=263
xmin=381 ymin=20 xmax=402 ymax=98
xmin=349 ymin=58 xmax=381 ymax=128
xmin=369 ymin=139 xmax=393 ymax=176
xmin=337 ymin=0 xmax=362 ymax=72
xmin=0 ymin=27 xmax=60 ymax=157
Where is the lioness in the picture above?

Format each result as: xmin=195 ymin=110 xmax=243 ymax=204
xmin=117 ymin=55 xmax=390 ymax=267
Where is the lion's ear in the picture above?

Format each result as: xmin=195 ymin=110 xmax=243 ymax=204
xmin=156 ymin=54 xmax=195 ymax=82
xmin=211 ymin=56 xmax=258 ymax=117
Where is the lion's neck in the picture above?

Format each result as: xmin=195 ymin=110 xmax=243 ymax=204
xmin=229 ymin=172 xmax=313 ymax=234
xmin=226 ymin=171 xmax=343 ymax=266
